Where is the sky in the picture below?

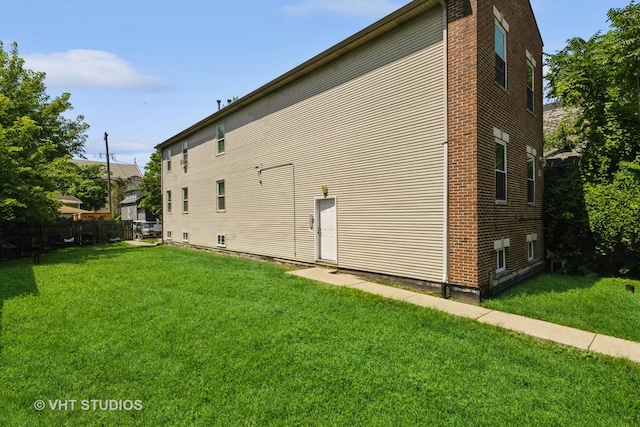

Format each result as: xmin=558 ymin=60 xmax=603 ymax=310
xmin=0 ymin=0 xmax=633 ymax=170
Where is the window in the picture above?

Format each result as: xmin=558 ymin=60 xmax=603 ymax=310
xmin=497 ymin=248 xmax=506 ymax=272
xmin=527 ymin=154 xmax=535 ymax=204
xmin=166 ymin=230 xmax=172 ymax=240
xmin=526 ymin=61 xmax=535 ymax=112
xmin=527 ymin=233 xmax=538 ymax=261
xmin=182 ymin=187 xmax=188 ymax=213
xmin=495 ymin=139 xmax=507 ymax=202
xmin=217 ymin=123 xmax=225 ymax=155
xmin=495 ymin=22 xmax=507 ymax=88
xmin=494 ymin=238 xmax=510 ymax=273
xmin=166 ymin=190 xmax=172 ymax=214
xmin=166 ymin=148 xmax=172 ymax=172
xmin=182 ymin=141 xmax=188 ymax=170
xmin=182 ymin=231 xmax=189 ymax=242
xmin=216 ymin=180 xmax=225 ymax=211
xmin=217 ymin=233 xmax=226 ymax=247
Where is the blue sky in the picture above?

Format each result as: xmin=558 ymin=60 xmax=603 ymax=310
xmin=0 ymin=0 xmax=633 ymax=169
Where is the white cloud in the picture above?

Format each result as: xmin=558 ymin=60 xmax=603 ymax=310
xmin=24 ymin=49 xmax=166 ymax=91
xmin=283 ymin=0 xmax=405 ymax=17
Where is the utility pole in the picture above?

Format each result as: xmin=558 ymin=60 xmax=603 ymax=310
xmin=104 ymin=132 xmax=112 ymax=217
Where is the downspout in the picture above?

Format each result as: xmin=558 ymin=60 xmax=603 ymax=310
xmin=441 ymin=2 xmax=450 ymax=298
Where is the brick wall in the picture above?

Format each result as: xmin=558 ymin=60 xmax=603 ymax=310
xmin=448 ymin=0 xmax=544 ymax=290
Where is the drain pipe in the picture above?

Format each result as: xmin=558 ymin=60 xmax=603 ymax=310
xmin=441 ymin=2 xmax=450 ymax=299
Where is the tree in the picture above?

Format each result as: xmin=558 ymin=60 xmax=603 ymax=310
xmin=545 ymin=1 xmax=640 ymax=274
xmin=140 ymin=149 xmax=161 ymax=218
xmin=0 ymin=42 xmax=89 ymax=225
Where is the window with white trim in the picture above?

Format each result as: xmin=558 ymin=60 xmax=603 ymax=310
xmin=217 ymin=123 xmax=225 ymax=155
xmin=217 ymin=233 xmax=226 ymax=247
xmin=527 ymin=154 xmax=535 ymax=204
xmin=494 ymin=7 xmax=509 ymax=89
xmin=527 ymin=233 xmax=538 ymax=261
xmin=166 ymin=230 xmax=172 ymax=240
xmin=216 ymin=180 xmax=225 ymax=211
xmin=182 ymin=187 xmax=189 ymax=213
xmin=494 ymin=238 xmax=510 ymax=273
xmin=182 ymin=231 xmax=189 ymax=242
xmin=181 ymin=141 xmax=188 ymax=171
xmin=166 ymin=148 xmax=172 ymax=172
xmin=526 ymin=61 xmax=535 ymax=112
xmin=494 ymin=128 xmax=509 ymax=202
xmin=495 ymin=23 xmax=507 ymax=88
xmin=166 ymin=190 xmax=172 ymax=214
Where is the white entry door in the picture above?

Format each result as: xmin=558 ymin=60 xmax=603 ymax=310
xmin=317 ymin=198 xmax=337 ymax=262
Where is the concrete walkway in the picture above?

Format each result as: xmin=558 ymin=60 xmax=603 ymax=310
xmin=287 ymin=267 xmax=640 ymax=364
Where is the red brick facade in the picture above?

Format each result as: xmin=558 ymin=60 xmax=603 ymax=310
xmin=447 ymin=0 xmax=544 ymax=294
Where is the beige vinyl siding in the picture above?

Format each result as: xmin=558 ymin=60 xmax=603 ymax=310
xmin=162 ymin=5 xmax=445 ymax=281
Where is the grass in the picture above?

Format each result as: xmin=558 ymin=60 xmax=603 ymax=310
xmin=483 ymin=274 xmax=640 ymax=342
xmin=0 ymin=245 xmax=639 ymax=426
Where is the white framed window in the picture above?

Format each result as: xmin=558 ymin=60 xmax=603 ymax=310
xmin=166 ymin=148 xmax=172 ymax=172
xmin=526 ymin=61 xmax=535 ymax=112
xmin=527 ymin=233 xmax=538 ymax=261
xmin=216 ymin=180 xmax=225 ymax=212
xmin=494 ymin=7 xmax=509 ymax=89
xmin=182 ymin=187 xmax=188 ymax=213
xmin=166 ymin=230 xmax=172 ymax=240
xmin=182 ymin=231 xmax=189 ymax=242
xmin=217 ymin=233 xmax=226 ymax=247
xmin=526 ymin=50 xmax=536 ymax=112
xmin=527 ymin=154 xmax=535 ymax=204
xmin=181 ymin=141 xmax=188 ymax=171
xmin=497 ymin=248 xmax=506 ymax=272
xmin=494 ymin=128 xmax=509 ymax=202
xmin=494 ymin=238 xmax=510 ymax=273
xmin=166 ymin=190 xmax=172 ymax=214
xmin=217 ymin=123 xmax=225 ymax=155
xmin=495 ymin=23 xmax=507 ymax=88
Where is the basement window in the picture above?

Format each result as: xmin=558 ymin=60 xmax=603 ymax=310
xmin=494 ymin=238 xmax=510 ymax=273
xmin=166 ymin=230 xmax=172 ymax=240
xmin=527 ymin=233 xmax=538 ymax=261
xmin=217 ymin=233 xmax=226 ymax=248
xmin=182 ymin=231 xmax=189 ymax=242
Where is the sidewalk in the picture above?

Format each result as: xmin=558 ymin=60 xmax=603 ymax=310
xmin=287 ymin=267 xmax=640 ymax=364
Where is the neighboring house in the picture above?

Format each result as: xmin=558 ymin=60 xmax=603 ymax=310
xmin=72 ymin=159 xmax=142 ymax=182
xmin=543 ymin=102 xmax=582 ymax=166
xmin=120 ymin=180 xmax=158 ymax=222
xmin=157 ymin=0 xmax=544 ymax=301
xmin=71 ymin=159 xmax=149 ymax=220
xmin=57 ymin=195 xmax=89 ymax=219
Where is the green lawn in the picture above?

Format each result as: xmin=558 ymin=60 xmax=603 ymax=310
xmin=1 ymin=245 xmax=640 ymax=426
xmin=483 ymin=274 xmax=640 ymax=342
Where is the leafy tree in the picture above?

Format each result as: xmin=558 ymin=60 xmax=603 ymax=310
xmin=545 ymin=1 xmax=640 ymax=274
xmin=0 ymin=42 xmax=89 ymax=225
xmin=140 ymin=149 xmax=161 ymax=218
xmin=546 ymin=1 xmax=640 ymax=183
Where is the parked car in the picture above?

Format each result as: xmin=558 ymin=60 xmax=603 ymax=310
xmin=134 ymin=222 xmax=161 ymax=239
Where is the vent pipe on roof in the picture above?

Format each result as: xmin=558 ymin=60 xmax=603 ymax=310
xmin=217 ymin=100 xmax=221 ymax=110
